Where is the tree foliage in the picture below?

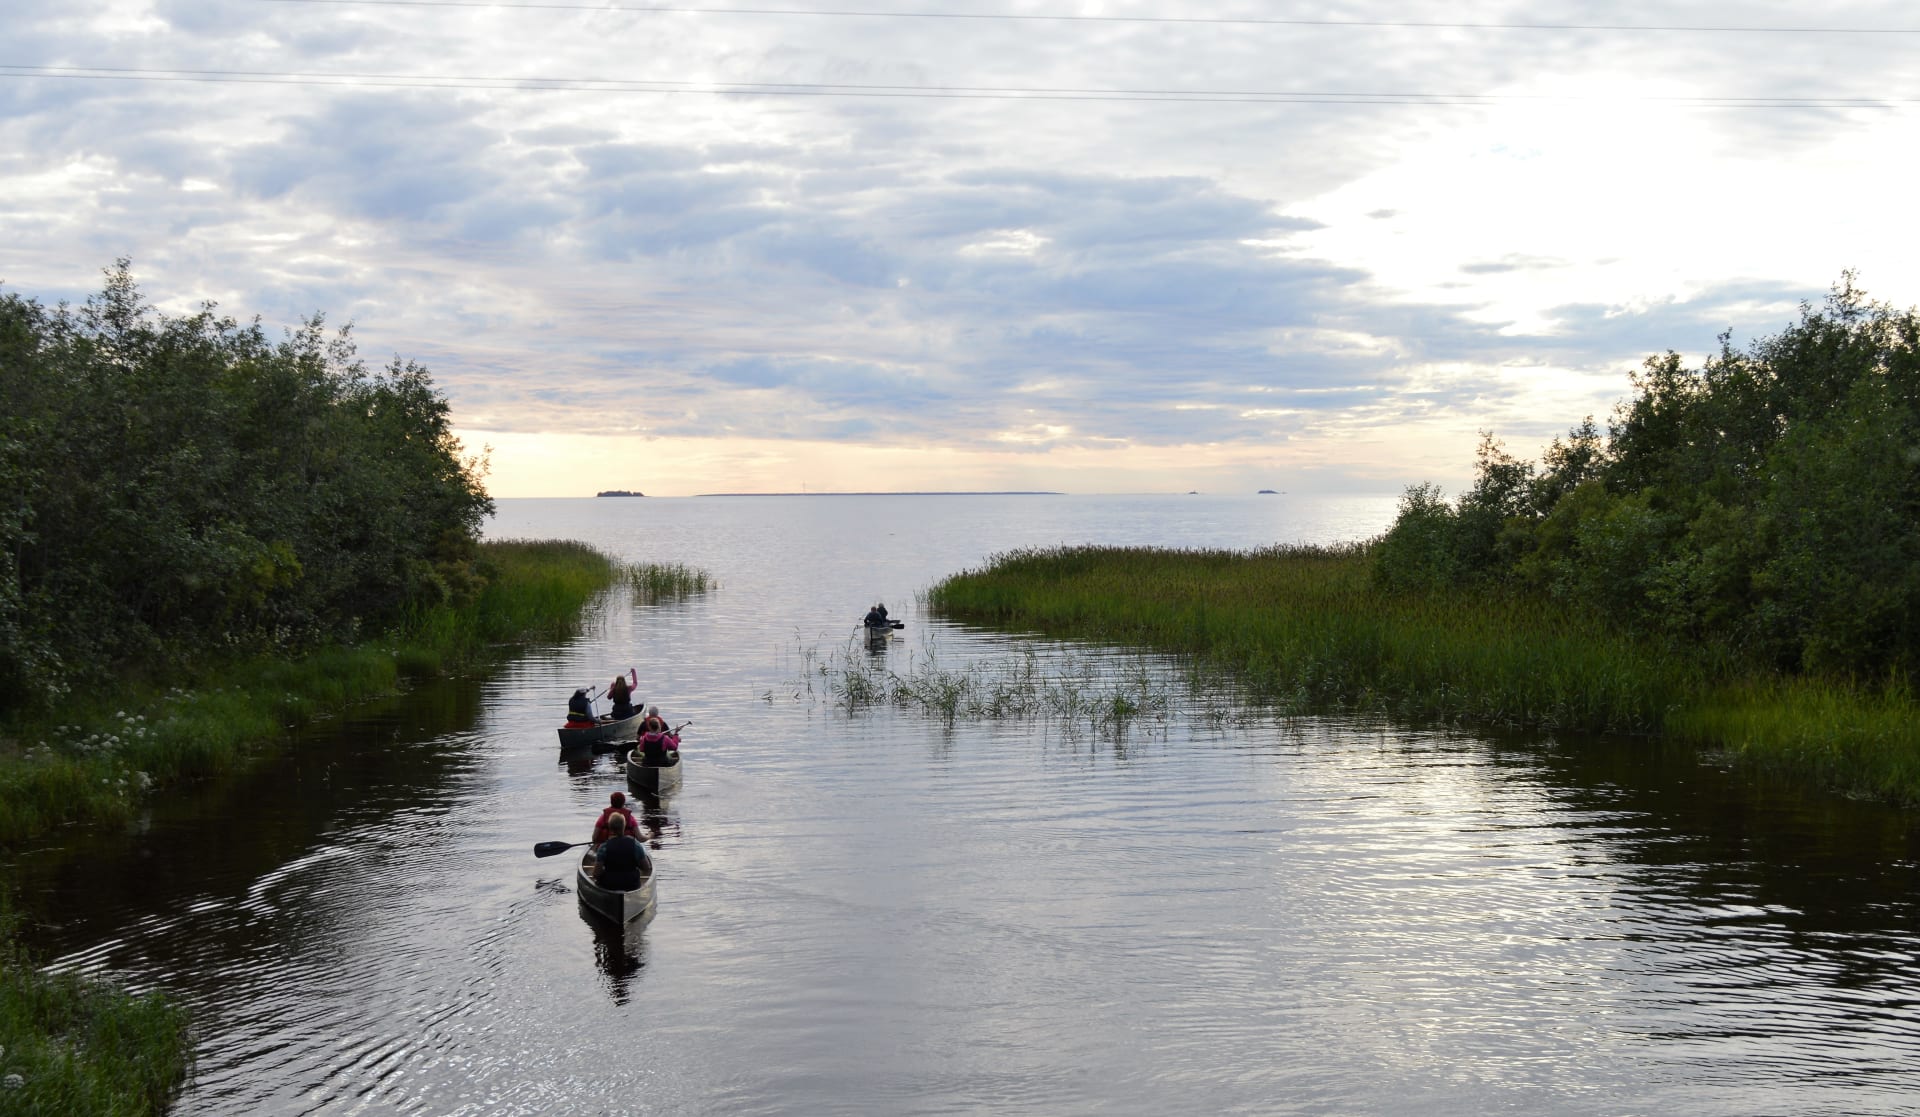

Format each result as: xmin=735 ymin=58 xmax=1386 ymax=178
xmin=1373 ymin=274 xmax=1920 ymax=679
xmin=0 ymin=263 xmax=493 ymax=710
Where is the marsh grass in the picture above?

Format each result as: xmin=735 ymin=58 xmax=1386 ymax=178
xmin=929 ymin=544 xmax=1692 ymax=733
xmin=796 ymin=637 xmax=1176 ymax=739
xmin=1674 ymin=677 xmax=1920 ymax=804
xmin=0 ymin=899 xmax=191 ymax=1115
xmin=626 ymin=562 xmax=715 ymax=604
xmin=926 ymin=543 xmax=1920 ymax=801
xmin=0 ymin=539 xmax=623 ymax=847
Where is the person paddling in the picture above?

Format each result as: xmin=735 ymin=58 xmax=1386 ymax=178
xmin=607 ymin=672 xmax=638 ymax=720
xmin=592 ymin=813 xmax=651 ymax=891
xmin=566 ymin=687 xmax=598 ymax=727
xmin=638 ymin=706 xmax=678 ymax=761
xmin=592 ymin=791 xmax=639 ymax=847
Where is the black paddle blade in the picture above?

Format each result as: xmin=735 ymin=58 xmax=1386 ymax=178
xmin=534 ymin=840 xmax=584 ymax=858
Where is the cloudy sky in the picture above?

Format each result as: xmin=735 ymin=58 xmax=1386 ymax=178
xmin=5 ymin=1 xmax=1918 ymax=496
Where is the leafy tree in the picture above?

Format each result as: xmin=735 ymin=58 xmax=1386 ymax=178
xmin=1372 ymin=274 xmax=1920 ymax=681
xmin=0 ymin=263 xmax=493 ymax=711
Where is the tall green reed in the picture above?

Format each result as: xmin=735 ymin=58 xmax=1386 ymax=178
xmin=627 ymin=562 xmax=715 ymax=603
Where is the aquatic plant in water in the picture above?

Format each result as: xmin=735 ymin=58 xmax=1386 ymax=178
xmin=627 ymin=562 xmax=716 ymax=603
xmin=798 ymin=636 xmax=1199 ymax=740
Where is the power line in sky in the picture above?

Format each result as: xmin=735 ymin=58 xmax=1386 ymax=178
xmin=4 ymin=65 xmax=1912 ymax=108
xmin=254 ymin=0 xmax=1920 ymax=35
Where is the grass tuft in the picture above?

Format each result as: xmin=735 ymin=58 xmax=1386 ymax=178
xmin=625 ymin=562 xmax=715 ymax=603
xmin=0 ymin=898 xmax=192 ymax=1116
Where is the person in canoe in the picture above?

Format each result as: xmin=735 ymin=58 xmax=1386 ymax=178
xmin=565 ymin=687 xmax=599 ymax=728
xmin=593 ymin=813 xmax=651 ymax=890
xmin=607 ymin=671 xmax=639 ymax=720
xmin=637 ymin=705 xmax=683 ymax=763
xmin=592 ymin=791 xmax=639 ymax=848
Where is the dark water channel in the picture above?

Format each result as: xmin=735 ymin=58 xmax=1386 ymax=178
xmin=9 ymin=495 xmax=1920 ymax=1115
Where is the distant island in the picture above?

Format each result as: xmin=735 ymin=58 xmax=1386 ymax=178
xmin=595 ymin=490 xmax=645 ymax=497
xmin=695 ymin=491 xmax=1063 ymax=497
xmin=1258 ymin=489 xmax=1280 ymax=494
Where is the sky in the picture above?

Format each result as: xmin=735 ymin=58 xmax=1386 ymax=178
xmin=4 ymin=1 xmax=1918 ymax=497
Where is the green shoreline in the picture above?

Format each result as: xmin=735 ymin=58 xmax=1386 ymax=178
xmin=927 ymin=544 xmax=1919 ymax=803
xmin=0 ymin=538 xmax=622 ymax=1114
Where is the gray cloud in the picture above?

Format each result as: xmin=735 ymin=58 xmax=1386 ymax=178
xmin=2 ymin=0 xmax=1913 ymax=489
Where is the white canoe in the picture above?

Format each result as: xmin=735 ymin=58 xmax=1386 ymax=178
xmin=577 ymin=850 xmax=657 ymax=924
xmin=626 ymin=746 xmax=683 ymax=794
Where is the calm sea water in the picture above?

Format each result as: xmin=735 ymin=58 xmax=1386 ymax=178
xmin=13 ymin=494 xmax=1920 ymax=1115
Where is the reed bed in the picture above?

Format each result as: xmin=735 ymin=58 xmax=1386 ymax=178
xmin=0 ymin=539 xmax=623 ymax=847
xmin=927 ymin=543 xmax=1920 ymax=801
xmin=403 ymin=539 xmax=625 ymax=669
xmin=929 ymin=544 xmax=1692 ymax=735
xmin=627 ymin=562 xmax=716 ymax=604
xmin=1674 ymin=678 xmax=1920 ymax=804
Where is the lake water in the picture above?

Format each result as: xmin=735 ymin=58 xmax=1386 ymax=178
xmin=12 ymin=494 xmax=1920 ymax=1115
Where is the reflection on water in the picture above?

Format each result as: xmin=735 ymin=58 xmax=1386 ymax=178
xmin=583 ymin=907 xmax=649 ymax=1008
xmin=7 ymin=495 xmax=1920 ymax=1115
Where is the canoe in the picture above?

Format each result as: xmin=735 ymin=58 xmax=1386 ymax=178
xmin=556 ymin=711 xmax=642 ymax=751
xmin=626 ymin=744 xmax=683 ymax=794
xmin=576 ymin=849 xmax=656 ymax=924
xmin=862 ymin=624 xmax=894 ymax=645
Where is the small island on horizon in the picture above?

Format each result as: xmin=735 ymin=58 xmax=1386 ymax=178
xmin=695 ymin=490 xmax=1064 ymax=497
xmin=595 ymin=490 xmax=646 ymax=497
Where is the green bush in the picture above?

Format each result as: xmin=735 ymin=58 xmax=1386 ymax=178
xmin=0 ymin=263 xmax=493 ymax=713
xmin=1375 ymin=274 xmax=1920 ymax=683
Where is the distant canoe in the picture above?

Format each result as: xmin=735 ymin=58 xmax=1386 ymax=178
xmin=577 ymin=850 xmax=656 ymax=924
xmin=557 ymin=711 xmax=642 ymax=751
xmin=626 ymin=745 xmax=683 ymax=794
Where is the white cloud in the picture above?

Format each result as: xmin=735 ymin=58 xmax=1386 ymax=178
xmin=4 ymin=0 xmax=1916 ymax=493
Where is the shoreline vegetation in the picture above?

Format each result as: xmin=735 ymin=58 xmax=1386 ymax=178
xmin=929 ymin=278 xmax=1920 ymax=805
xmin=926 ymin=544 xmax=1918 ymax=801
xmin=0 ymin=538 xmax=626 ymax=846
xmin=0 ymin=265 xmax=636 ymax=1112
xmin=0 ymin=536 xmax=626 ymax=1113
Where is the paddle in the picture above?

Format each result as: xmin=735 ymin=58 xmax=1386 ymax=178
xmin=534 ymin=840 xmax=590 ymax=858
